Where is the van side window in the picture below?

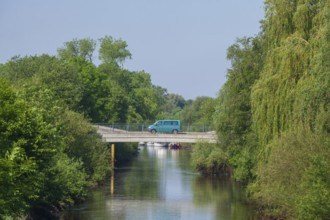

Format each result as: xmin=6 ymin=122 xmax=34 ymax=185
xmin=157 ymin=121 xmax=162 ymax=125
xmin=164 ymin=121 xmax=171 ymax=125
xmin=173 ymin=121 xmax=178 ymax=125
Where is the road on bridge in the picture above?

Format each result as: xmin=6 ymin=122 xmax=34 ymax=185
xmin=96 ymin=125 xmax=217 ymax=143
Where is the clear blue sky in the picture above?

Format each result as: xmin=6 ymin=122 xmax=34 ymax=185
xmin=0 ymin=0 xmax=264 ymax=100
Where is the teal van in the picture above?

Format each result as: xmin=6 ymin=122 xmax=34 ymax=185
xmin=148 ymin=120 xmax=181 ymax=134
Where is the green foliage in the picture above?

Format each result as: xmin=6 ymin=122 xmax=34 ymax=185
xmin=249 ymin=129 xmax=330 ymax=219
xmin=57 ymin=110 xmax=111 ymax=183
xmin=98 ymin=35 xmax=132 ymax=65
xmin=247 ymin=2 xmax=330 ymax=218
xmin=0 ymin=67 xmax=112 ymax=218
xmin=0 ymin=55 xmax=59 ymax=83
xmin=58 ymin=38 xmax=96 ymax=62
xmin=129 ymin=71 xmax=160 ymax=122
xmin=191 ymin=142 xmax=229 ymax=175
xmin=215 ymin=37 xmax=263 ymax=147
xmin=40 ymin=153 xmax=87 ymax=206
xmin=297 ymin=154 xmax=330 ymax=220
xmin=0 ymin=55 xmax=83 ymax=110
xmin=159 ymin=95 xmax=215 ymax=129
xmin=181 ymin=96 xmax=216 ymax=126
xmin=212 ymin=36 xmax=263 ymax=181
xmin=0 ymin=79 xmax=57 ymax=217
xmin=253 ymin=0 xmax=329 ymax=145
xmin=251 ymin=34 xmax=311 ymax=146
xmin=158 ymin=93 xmax=186 ymax=119
xmin=76 ymin=56 xmax=161 ymax=123
xmin=79 ymin=62 xmax=123 ymax=122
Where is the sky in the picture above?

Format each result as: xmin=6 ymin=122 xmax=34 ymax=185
xmin=0 ymin=0 xmax=264 ymax=100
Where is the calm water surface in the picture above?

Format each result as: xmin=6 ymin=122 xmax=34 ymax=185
xmin=63 ymin=145 xmax=257 ymax=220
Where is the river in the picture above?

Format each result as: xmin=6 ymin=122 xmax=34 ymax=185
xmin=62 ymin=145 xmax=257 ymax=220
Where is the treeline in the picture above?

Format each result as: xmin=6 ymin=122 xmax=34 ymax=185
xmin=192 ymin=0 xmax=330 ymax=219
xmin=160 ymin=94 xmax=215 ymax=128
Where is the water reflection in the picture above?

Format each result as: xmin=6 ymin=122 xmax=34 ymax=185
xmin=63 ymin=146 xmax=256 ymax=220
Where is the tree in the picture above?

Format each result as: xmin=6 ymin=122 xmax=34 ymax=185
xmin=249 ymin=0 xmax=330 ymax=218
xmin=0 ymin=55 xmax=83 ymax=110
xmin=57 ymin=110 xmax=110 ymax=183
xmin=98 ymin=36 xmax=131 ymax=66
xmin=181 ymin=96 xmax=215 ymax=126
xmin=0 ymin=79 xmax=38 ymax=217
xmin=0 ymin=51 xmax=113 ymax=218
xmin=213 ymin=37 xmax=263 ymax=180
xmin=79 ymin=62 xmax=128 ymax=123
xmin=0 ymin=79 xmax=82 ymax=217
xmin=58 ymin=38 xmax=96 ymax=62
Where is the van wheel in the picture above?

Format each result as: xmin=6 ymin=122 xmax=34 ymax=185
xmin=172 ymin=129 xmax=178 ymax=134
xmin=151 ymin=129 xmax=157 ymax=134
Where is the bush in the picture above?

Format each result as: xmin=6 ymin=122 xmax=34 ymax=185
xmin=249 ymin=129 xmax=330 ymax=219
xmin=191 ymin=142 xmax=229 ymax=175
xmin=297 ymin=155 xmax=330 ymax=220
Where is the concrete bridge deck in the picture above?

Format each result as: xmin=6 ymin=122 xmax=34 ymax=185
xmin=96 ymin=125 xmax=217 ymax=143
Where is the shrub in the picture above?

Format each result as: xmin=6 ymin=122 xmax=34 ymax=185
xmin=191 ymin=142 xmax=229 ymax=175
xmin=249 ymin=129 xmax=330 ymax=219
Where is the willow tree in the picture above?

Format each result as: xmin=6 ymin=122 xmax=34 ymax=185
xmin=252 ymin=0 xmax=329 ymax=147
xmin=250 ymin=0 xmax=330 ymax=218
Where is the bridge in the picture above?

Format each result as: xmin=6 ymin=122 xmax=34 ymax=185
xmin=96 ymin=125 xmax=217 ymax=143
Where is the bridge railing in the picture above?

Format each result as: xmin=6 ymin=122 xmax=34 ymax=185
xmin=95 ymin=123 xmax=213 ymax=133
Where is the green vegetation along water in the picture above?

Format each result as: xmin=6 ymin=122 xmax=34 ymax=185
xmin=63 ymin=145 xmax=258 ymax=220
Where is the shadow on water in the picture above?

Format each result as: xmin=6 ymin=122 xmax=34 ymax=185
xmin=62 ymin=145 xmax=258 ymax=220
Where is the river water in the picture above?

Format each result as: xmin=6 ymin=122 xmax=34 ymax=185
xmin=63 ymin=145 xmax=257 ymax=220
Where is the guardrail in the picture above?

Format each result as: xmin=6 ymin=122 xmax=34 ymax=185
xmin=95 ymin=123 xmax=213 ymax=133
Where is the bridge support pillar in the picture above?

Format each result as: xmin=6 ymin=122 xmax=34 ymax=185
xmin=111 ymin=144 xmax=115 ymax=194
xmin=111 ymin=144 xmax=115 ymax=169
